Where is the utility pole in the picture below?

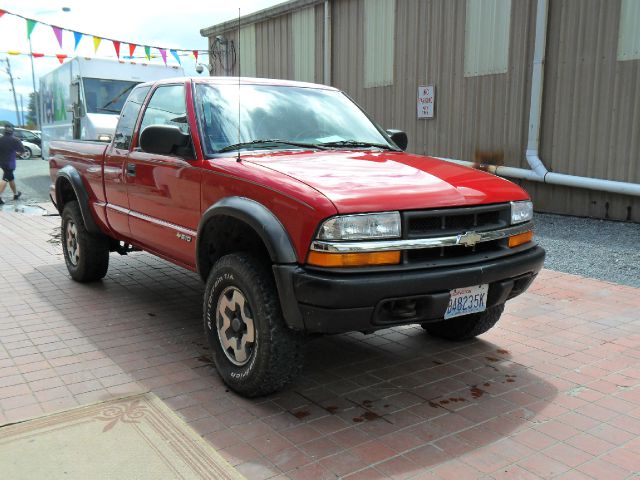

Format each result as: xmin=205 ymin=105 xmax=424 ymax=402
xmin=20 ymin=94 xmax=25 ymax=126
xmin=2 ymin=57 xmax=21 ymax=126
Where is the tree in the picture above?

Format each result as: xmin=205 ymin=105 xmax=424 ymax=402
xmin=26 ymin=91 xmax=39 ymax=128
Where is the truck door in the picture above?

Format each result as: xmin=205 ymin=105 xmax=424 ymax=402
xmin=104 ymin=85 xmax=151 ymax=239
xmin=126 ymin=84 xmax=201 ymax=267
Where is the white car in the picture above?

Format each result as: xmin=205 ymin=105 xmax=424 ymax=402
xmin=19 ymin=141 xmax=42 ymax=160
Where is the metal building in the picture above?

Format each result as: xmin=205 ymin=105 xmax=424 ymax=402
xmin=201 ymin=0 xmax=640 ymax=221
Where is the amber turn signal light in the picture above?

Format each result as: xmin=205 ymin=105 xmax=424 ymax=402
xmin=307 ymin=251 xmax=401 ymax=267
xmin=508 ymin=231 xmax=533 ymax=248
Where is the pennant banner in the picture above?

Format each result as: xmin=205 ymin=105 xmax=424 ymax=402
xmin=52 ymin=26 xmax=63 ymax=48
xmin=170 ymin=49 xmax=181 ymax=65
xmin=26 ymin=19 xmax=37 ymax=39
xmin=2 ymin=9 xmax=207 ymax=65
xmin=32 ymin=52 xmax=45 ymax=58
xmin=73 ymin=31 xmax=83 ymax=50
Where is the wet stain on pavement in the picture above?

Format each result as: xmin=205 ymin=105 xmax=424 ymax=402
xmin=470 ymin=387 xmax=485 ymax=399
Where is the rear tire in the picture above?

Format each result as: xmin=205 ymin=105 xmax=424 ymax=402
xmin=423 ymin=304 xmax=505 ymax=341
xmin=61 ymin=201 xmax=110 ymax=282
xmin=203 ymin=253 xmax=303 ymax=397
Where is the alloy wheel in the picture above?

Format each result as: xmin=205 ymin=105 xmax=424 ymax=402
xmin=216 ymin=286 xmax=256 ymax=366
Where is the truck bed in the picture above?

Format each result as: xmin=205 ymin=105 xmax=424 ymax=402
xmin=49 ymin=140 xmax=110 ymax=226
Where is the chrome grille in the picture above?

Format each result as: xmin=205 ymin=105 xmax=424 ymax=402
xmin=402 ymin=204 xmax=512 ymax=266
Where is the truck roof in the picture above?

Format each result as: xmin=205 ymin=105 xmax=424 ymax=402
xmin=140 ymin=76 xmax=340 ymax=91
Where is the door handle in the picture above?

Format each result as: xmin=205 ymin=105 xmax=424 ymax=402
xmin=126 ymin=163 xmax=136 ymax=176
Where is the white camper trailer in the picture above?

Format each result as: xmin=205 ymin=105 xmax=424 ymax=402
xmin=40 ymin=57 xmax=184 ymax=158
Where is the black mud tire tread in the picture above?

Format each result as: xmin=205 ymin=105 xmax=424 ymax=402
xmin=423 ymin=304 xmax=505 ymax=341
xmin=61 ymin=201 xmax=109 ymax=282
xmin=203 ymin=253 xmax=303 ymax=397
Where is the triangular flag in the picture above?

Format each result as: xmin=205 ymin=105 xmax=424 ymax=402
xmin=170 ymin=49 xmax=181 ymax=65
xmin=93 ymin=36 xmax=102 ymax=53
xmin=159 ymin=48 xmax=167 ymax=65
xmin=56 ymin=54 xmax=68 ymax=64
xmin=113 ymin=40 xmax=121 ymax=59
xmin=32 ymin=52 xmax=45 ymax=58
xmin=0 ymin=10 xmax=6 ymax=18
xmin=129 ymin=43 xmax=136 ymax=58
xmin=73 ymin=31 xmax=83 ymax=50
xmin=192 ymin=50 xmax=198 ymax=62
xmin=27 ymin=19 xmax=37 ymax=39
xmin=144 ymin=46 xmax=151 ymax=60
xmin=52 ymin=26 xmax=63 ymax=48
xmin=8 ymin=51 xmax=20 ymax=55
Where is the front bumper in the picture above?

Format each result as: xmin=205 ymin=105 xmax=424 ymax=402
xmin=273 ymin=246 xmax=545 ymax=334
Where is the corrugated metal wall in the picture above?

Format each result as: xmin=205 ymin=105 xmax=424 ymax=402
xmin=206 ymin=0 xmax=640 ymax=221
xmin=532 ymin=0 xmax=640 ymax=221
xmin=331 ymin=0 xmax=536 ymax=169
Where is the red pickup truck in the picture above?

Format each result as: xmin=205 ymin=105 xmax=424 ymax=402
xmin=49 ymin=77 xmax=544 ymax=397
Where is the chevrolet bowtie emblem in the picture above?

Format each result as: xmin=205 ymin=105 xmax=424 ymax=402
xmin=456 ymin=231 xmax=482 ymax=247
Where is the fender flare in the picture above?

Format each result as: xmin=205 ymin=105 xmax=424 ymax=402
xmin=55 ymin=165 xmax=101 ymax=235
xmin=196 ymin=197 xmax=297 ymax=273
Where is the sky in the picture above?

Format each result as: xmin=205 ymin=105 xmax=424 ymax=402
xmin=0 ymin=0 xmax=282 ymax=120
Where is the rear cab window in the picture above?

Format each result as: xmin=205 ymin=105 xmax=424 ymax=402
xmin=113 ymin=86 xmax=151 ymax=151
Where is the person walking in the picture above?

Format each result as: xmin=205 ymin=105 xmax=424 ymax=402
xmin=0 ymin=123 xmax=24 ymax=205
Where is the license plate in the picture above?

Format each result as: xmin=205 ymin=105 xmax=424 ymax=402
xmin=444 ymin=284 xmax=488 ymax=319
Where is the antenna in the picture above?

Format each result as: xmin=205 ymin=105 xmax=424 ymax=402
xmin=236 ymin=8 xmax=241 ymax=162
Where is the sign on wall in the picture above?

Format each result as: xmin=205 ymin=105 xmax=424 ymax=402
xmin=417 ymin=85 xmax=435 ymax=119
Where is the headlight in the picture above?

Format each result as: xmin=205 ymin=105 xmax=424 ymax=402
xmin=318 ymin=212 xmax=401 ymax=240
xmin=511 ymin=201 xmax=533 ymax=224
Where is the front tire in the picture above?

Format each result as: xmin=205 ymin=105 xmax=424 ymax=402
xmin=204 ymin=253 xmax=303 ymax=397
xmin=61 ymin=201 xmax=110 ymax=282
xmin=19 ymin=147 xmax=32 ymax=160
xmin=423 ymin=304 xmax=505 ymax=341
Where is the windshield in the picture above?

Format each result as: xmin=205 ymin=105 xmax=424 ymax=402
xmin=83 ymin=78 xmax=139 ymax=114
xmin=195 ymin=83 xmax=394 ymax=155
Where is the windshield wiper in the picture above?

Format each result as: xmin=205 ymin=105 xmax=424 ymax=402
xmin=317 ymin=140 xmax=395 ymax=150
xmin=96 ymin=107 xmax=121 ymax=113
xmin=217 ymin=139 xmax=326 ymax=153
xmin=101 ymin=84 xmax=136 ymax=111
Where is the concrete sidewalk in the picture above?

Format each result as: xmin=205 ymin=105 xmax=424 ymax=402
xmin=0 ymin=211 xmax=639 ymax=479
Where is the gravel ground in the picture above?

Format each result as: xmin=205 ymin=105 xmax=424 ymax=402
xmin=534 ymin=212 xmax=640 ymax=288
xmin=2 ymin=158 xmax=639 ymax=288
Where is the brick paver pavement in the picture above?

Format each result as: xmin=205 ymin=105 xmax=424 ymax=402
xmin=0 ymin=211 xmax=639 ymax=479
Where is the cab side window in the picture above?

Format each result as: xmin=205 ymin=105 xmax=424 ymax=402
xmin=139 ymin=85 xmax=188 ymax=138
xmin=113 ymin=86 xmax=150 ymax=150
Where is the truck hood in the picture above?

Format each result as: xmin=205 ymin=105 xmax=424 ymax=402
xmin=243 ymin=150 xmax=529 ymax=213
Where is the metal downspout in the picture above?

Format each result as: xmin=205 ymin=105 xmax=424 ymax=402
xmin=324 ymin=0 xmax=332 ymax=85
xmin=525 ymin=0 xmax=549 ymax=177
xmin=438 ymin=0 xmax=640 ymax=197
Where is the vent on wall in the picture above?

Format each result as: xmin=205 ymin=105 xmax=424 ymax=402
xmin=292 ymin=7 xmax=316 ymax=82
xmin=618 ymin=0 xmax=640 ymax=61
xmin=464 ymin=0 xmax=512 ymax=77
xmin=364 ymin=0 xmax=395 ymax=88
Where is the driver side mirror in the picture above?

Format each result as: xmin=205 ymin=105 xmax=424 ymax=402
xmin=139 ymin=124 xmax=191 ymax=156
xmin=386 ymin=129 xmax=408 ymax=151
